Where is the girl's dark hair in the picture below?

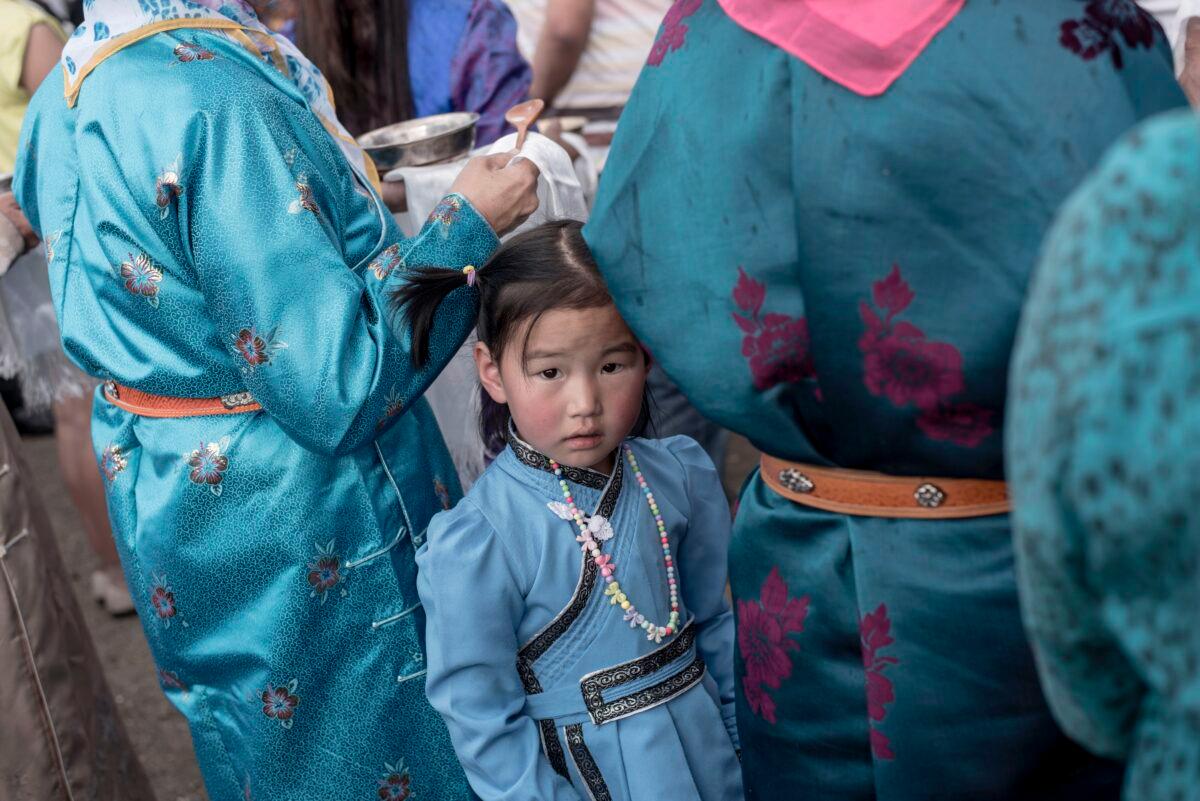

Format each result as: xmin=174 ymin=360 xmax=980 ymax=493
xmin=295 ymin=0 xmax=413 ymax=136
xmin=392 ymin=220 xmax=653 ymax=453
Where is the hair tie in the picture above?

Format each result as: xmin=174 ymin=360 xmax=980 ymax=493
xmin=463 ymin=264 xmax=477 ymax=287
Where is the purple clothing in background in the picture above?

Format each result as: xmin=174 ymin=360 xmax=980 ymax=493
xmin=409 ymin=0 xmax=531 ymax=145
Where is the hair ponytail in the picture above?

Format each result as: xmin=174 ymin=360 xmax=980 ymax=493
xmin=390 ymin=267 xmax=474 ymax=367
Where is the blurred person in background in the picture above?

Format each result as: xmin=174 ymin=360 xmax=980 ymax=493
xmin=295 ymin=0 xmax=531 ymax=215
xmin=297 ymin=0 xmax=530 ymax=146
xmin=507 ymin=0 xmax=670 ymax=114
xmin=0 ymin=399 xmax=155 ymax=801
xmin=0 ymin=0 xmax=133 ymax=615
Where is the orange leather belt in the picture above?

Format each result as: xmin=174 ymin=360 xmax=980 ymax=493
xmin=103 ymin=382 xmax=262 ymax=418
xmin=760 ymin=455 xmax=1009 ymax=519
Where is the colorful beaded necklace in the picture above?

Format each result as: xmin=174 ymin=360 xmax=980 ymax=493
xmin=549 ymin=443 xmax=680 ymax=643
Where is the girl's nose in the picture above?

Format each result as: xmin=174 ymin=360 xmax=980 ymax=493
xmin=567 ymin=375 xmax=602 ymax=417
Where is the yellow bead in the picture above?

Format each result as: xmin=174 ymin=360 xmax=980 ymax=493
xmin=620 ymin=601 xmax=631 ymax=610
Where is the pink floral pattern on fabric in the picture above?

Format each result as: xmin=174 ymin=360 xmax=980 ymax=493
xmin=306 ymin=540 xmax=346 ymax=604
xmin=737 ymin=567 xmax=810 ymax=725
xmin=118 ymin=252 xmax=164 ymax=308
xmin=370 ymin=243 xmax=403 ymax=281
xmin=858 ymin=265 xmax=994 ymax=447
xmin=377 ymin=761 xmax=414 ymax=800
xmin=186 ymin=438 xmax=229 ymax=496
xmin=260 ymin=679 xmax=300 ymax=729
xmin=230 ymin=326 xmax=288 ymax=372
xmin=428 ymin=195 xmax=464 ymax=234
xmin=173 ymin=42 xmax=215 ymax=63
xmin=149 ymin=572 xmax=188 ymax=629
xmin=732 ymin=267 xmax=820 ymax=396
xmin=648 ymin=0 xmax=703 ymax=66
xmin=1060 ymin=0 xmax=1156 ymax=70
xmin=861 ymin=604 xmax=899 ymax=760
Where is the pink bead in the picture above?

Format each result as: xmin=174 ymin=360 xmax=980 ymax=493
xmin=664 ymin=627 xmax=673 ymax=636
xmin=601 ymin=568 xmax=612 ymax=577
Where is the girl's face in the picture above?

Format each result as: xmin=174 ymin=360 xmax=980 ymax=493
xmin=476 ymin=303 xmax=649 ymax=475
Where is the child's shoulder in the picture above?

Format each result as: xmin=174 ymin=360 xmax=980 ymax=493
xmin=628 ymin=434 xmax=718 ymax=475
xmin=427 ymin=456 xmax=545 ymax=541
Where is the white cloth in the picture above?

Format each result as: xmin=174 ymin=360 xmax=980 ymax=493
xmin=393 ymin=132 xmax=589 ymax=489
xmin=391 ymin=131 xmax=588 ymax=236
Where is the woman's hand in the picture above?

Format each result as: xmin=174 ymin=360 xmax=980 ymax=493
xmin=0 ymin=193 xmax=38 ymax=251
xmin=449 ymin=153 xmax=540 ymax=236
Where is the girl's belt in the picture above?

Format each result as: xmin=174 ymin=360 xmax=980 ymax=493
xmin=103 ymin=382 xmax=262 ymax=418
xmin=760 ymin=455 xmax=1009 ymax=519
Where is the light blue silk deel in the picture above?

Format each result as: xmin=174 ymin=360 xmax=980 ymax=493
xmin=418 ymin=435 xmax=743 ymax=801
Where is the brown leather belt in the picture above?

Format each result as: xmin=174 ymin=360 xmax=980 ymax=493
xmin=760 ymin=455 xmax=1009 ymax=519
xmin=103 ymin=382 xmax=262 ymax=418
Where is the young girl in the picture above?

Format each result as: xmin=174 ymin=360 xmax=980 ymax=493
xmin=397 ymin=220 xmax=743 ymax=800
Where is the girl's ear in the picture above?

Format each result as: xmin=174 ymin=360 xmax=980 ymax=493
xmin=475 ymin=341 xmax=508 ymax=404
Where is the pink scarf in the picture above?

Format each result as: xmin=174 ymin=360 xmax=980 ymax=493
xmin=718 ymin=0 xmax=965 ymax=96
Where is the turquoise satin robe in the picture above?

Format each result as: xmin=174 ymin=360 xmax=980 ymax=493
xmin=1009 ymin=109 xmax=1200 ymax=801
xmin=417 ymin=434 xmax=743 ymax=800
xmin=584 ymin=1 xmax=1186 ymax=798
xmin=15 ymin=29 xmax=496 ymax=801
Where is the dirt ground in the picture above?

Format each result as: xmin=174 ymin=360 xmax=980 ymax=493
xmin=20 ymin=430 xmax=758 ymax=801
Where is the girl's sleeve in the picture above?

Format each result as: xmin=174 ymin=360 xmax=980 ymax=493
xmin=667 ymin=436 xmax=739 ymax=749
xmin=188 ymin=87 xmax=497 ymax=455
xmin=416 ymin=500 xmax=584 ymax=801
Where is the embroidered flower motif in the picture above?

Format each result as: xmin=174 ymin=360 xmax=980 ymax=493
xmin=157 ymin=668 xmax=189 ymax=696
xmin=428 ymin=195 xmax=463 ymax=235
xmin=861 ymin=604 xmax=900 ymax=760
xmin=377 ymin=760 xmax=413 ymax=800
xmin=433 ymin=478 xmax=452 ymax=511
xmin=737 ymin=567 xmax=810 ymax=725
xmin=306 ymin=540 xmax=347 ymax=604
xmin=118 ymin=253 xmax=164 ymax=307
xmin=186 ymin=437 xmax=230 ymax=496
xmin=1060 ymin=0 xmax=1156 ymax=69
xmin=370 ymin=244 xmax=404 ymax=281
xmin=260 ymin=679 xmax=300 ymax=728
xmin=99 ymin=444 xmax=128 ymax=482
xmin=742 ymin=674 xmax=778 ymax=725
xmin=230 ymin=326 xmax=288 ymax=371
xmin=648 ymin=0 xmax=703 ymax=67
xmin=916 ymin=403 xmax=997 ymax=448
xmin=288 ymin=174 xmax=320 ymax=216
xmin=155 ymin=157 xmax=184 ymax=218
xmin=731 ymin=267 xmax=819 ymax=395
xmin=173 ymin=42 xmax=215 ymax=63
xmin=149 ymin=572 xmax=185 ymax=628
xmin=858 ymin=265 xmax=994 ymax=446
xmin=377 ymin=386 xmax=406 ymax=430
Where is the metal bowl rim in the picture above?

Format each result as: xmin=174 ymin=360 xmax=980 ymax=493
xmin=359 ymin=112 xmax=481 ymax=151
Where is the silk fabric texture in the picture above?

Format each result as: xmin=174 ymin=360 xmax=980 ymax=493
xmin=16 ymin=26 xmax=500 ymax=801
xmin=584 ymin=0 xmax=1186 ymax=797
